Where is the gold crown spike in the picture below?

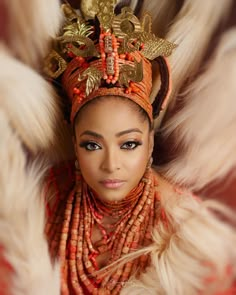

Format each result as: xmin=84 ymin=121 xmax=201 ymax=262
xmin=61 ymin=3 xmax=78 ymax=21
xmin=141 ymin=13 xmax=152 ymax=33
xmin=80 ymin=0 xmax=98 ymax=19
xmin=112 ymin=7 xmax=142 ymax=38
xmin=97 ymin=0 xmax=117 ymax=32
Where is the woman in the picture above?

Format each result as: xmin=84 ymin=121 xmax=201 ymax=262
xmin=44 ymin=2 xmax=236 ymax=294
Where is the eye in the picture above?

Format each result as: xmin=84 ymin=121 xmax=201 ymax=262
xmin=121 ymin=141 xmax=142 ymax=150
xmin=79 ymin=141 xmax=101 ymax=151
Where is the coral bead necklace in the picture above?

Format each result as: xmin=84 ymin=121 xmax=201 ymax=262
xmin=46 ymin=168 xmax=160 ymax=294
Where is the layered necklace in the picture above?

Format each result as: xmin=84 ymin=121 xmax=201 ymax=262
xmin=46 ymin=167 xmax=160 ymax=295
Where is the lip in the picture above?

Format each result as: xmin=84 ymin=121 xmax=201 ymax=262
xmin=99 ymin=179 xmax=126 ymax=189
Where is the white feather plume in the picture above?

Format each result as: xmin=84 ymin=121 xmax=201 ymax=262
xmin=159 ymin=28 xmax=236 ymax=190
xmin=2 ymin=0 xmax=62 ymax=68
xmin=0 ymin=45 xmax=73 ymax=160
xmin=0 ymin=110 xmax=60 ymax=294
xmin=152 ymin=0 xmax=233 ymax=126
xmin=120 ymin=176 xmax=236 ymax=294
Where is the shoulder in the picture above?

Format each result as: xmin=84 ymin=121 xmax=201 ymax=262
xmin=152 ymin=168 xmax=199 ymax=224
xmin=152 ymin=168 xmax=200 ymax=222
xmin=143 ymin=169 xmax=236 ymax=294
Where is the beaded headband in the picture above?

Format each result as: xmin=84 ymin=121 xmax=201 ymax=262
xmin=44 ymin=1 xmax=176 ymax=124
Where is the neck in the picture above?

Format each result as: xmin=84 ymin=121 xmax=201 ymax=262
xmin=87 ymin=181 xmax=145 ymax=218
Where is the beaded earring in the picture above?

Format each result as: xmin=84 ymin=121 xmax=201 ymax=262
xmin=147 ymin=157 xmax=153 ymax=169
xmin=75 ymin=159 xmax=80 ymax=171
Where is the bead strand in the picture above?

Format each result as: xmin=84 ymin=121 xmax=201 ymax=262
xmin=46 ymin=167 xmax=161 ymax=294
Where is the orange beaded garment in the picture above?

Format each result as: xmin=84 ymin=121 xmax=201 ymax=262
xmin=46 ymin=163 xmax=163 ymax=294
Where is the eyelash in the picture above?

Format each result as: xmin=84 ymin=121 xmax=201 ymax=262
xmin=79 ymin=141 xmax=101 ymax=151
xmin=121 ymin=141 xmax=142 ymax=150
xmin=79 ymin=140 xmax=142 ymax=151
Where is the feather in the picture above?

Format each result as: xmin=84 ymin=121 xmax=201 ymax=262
xmin=159 ymin=28 xmax=236 ymax=190
xmin=0 ymin=110 xmax=60 ymax=294
xmin=0 ymin=45 xmax=73 ymax=161
xmin=121 ymin=177 xmax=236 ymax=294
xmin=151 ymin=0 xmax=233 ymax=127
xmin=2 ymin=0 xmax=62 ymax=69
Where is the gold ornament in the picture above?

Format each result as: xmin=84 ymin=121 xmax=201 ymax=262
xmin=78 ymin=67 xmax=103 ymax=96
xmin=57 ymin=14 xmax=99 ymax=57
xmin=112 ymin=7 xmax=142 ymax=38
xmin=119 ymin=59 xmax=143 ymax=87
xmin=44 ymin=50 xmax=67 ymax=79
xmin=61 ymin=3 xmax=78 ymax=21
xmin=97 ymin=0 xmax=117 ymax=32
xmin=140 ymin=13 xmax=152 ymax=33
xmin=140 ymin=32 xmax=177 ymax=60
xmin=58 ymin=35 xmax=99 ymax=58
xmin=80 ymin=0 xmax=98 ymax=19
xmin=44 ymin=1 xmax=176 ymax=88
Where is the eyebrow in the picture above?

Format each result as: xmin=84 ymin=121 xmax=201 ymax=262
xmin=80 ymin=128 xmax=143 ymax=138
xmin=116 ymin=128 xmax=143 ymax=137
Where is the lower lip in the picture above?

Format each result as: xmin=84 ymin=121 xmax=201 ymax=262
xmin=100 ymin=181 xmax=125 ymax=189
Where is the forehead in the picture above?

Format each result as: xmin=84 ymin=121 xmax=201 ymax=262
xmin=75 ymin=97 xmax=149 ymax=133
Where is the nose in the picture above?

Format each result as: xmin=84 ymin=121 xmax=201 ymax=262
xmin=100 ymin=148 xmax=120 ymax=173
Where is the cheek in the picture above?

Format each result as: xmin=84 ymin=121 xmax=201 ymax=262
xmin=75 ymin=148 xmax=97 ymax=176
xmin=125 ymin=146 xmax=149 ymax=171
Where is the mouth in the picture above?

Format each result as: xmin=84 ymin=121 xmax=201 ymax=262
xmin=99 ymin=179 xmax=126 ymax=189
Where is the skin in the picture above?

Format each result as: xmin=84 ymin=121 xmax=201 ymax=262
xmin=73 ymin=97 xmax=154 ymax=203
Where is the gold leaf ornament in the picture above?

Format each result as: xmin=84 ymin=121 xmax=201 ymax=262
xmin=140 ymin=32 xmax=177 ymax=60
xmin=57 ymin=10 xmax=99 ymax=58
xmin=78 ymin=67 xmax=103 ymax=96
xmin=58 ymin=35 xmax=99 ymax=58
xmin=119 ymin=59 xmax=143 ymax=87
xmin=63 ymin=20 xmax=93 ymax=38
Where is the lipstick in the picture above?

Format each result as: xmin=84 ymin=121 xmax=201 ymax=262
xmin=99 ymin=179 xmax=126 ymax=189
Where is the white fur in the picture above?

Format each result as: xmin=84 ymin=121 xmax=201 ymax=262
xmin=0 ymin=110 xmax=60 ymax=294
xmin=160 ymin=28 xmax=236 ymax=190
xmin=152 ymin=0 xmax=232 ymax=126
xmin=0 ymin=45 xmax=73 ymax=159
xmin=121 ymin=179 xmax=236 ymax=294
xmin=2 ymin=0 xmax=62 ymax=68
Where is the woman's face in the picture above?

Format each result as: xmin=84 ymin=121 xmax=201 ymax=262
xmin=74 ymin=98 xmax=154 ymax=202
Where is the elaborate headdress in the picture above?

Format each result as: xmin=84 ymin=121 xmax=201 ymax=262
xmin=44 ymin=0 xmax=176 ymax=124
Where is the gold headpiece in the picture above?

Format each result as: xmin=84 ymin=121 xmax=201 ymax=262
xmin=44 ymin=1 xmax=176 ymax=123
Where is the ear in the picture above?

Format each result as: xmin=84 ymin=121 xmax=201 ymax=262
xmin=148 ymin=129 xmax=154 ymax=159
